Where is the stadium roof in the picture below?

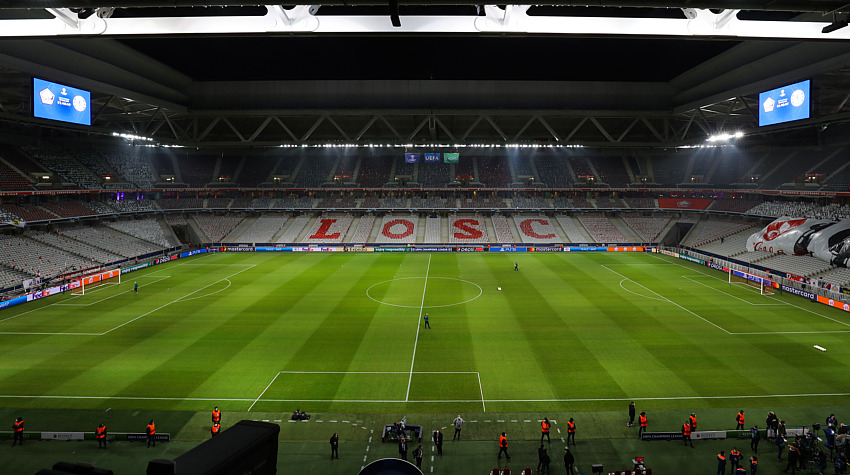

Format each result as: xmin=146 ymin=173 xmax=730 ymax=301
xmin=0 ymin=2 xmax=848 ymax=148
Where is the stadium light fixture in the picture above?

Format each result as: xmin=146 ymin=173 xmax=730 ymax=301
xmin=706 ymin=131 xmax=744 ymax=142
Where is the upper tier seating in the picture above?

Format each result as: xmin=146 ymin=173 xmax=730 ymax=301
xmin=0 ymin=204 xmax=58 ymax=222
xmin=273 ymin=196 xmax=314 ymax=209
xmin=157 ymin=198 xmax=205 ymax=210
xmin=43 ymin=201 xmax=97 ymax=218
xmin=109 ymin=199 xmax=157 ymax=213
xmin=24 ymin=149 xmax=102 ymax=189
xmin=746 ymin=200 xmax=818 ymax=217
xmin=0 ymin=160 xmax=34 ymax=191
xmin=103 ymin=151 xmax=158 ymax=187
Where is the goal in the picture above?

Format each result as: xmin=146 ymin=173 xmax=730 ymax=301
xmin=729 ymin=269 xmax=775 ymax=295
xmin=71 ymin=269 xmax=121 ymax=296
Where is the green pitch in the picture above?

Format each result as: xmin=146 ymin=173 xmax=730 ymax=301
xmin=1 ymin=250 xmax=849 ymax=473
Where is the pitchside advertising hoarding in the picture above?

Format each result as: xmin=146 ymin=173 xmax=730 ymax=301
xmin=33 ymin=78 xmax=92 ymax=126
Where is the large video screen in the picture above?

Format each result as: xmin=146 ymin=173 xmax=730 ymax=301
xmin=759 ymin=79 xmax=810 ymax=127
xmin=33 ymin=78 xmax=91 ymax=126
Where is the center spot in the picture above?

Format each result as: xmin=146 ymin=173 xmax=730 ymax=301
xmin=366 ymin=277 xmax=483 ymax=308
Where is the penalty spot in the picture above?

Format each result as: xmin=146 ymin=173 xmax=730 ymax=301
xmin=497 ymin=287 xmax=502 ymax=291
xmin=814 ymin=345 xmax=827 ymax=352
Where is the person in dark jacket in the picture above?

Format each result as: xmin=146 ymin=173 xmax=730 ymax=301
xmin=330 ymin=433 xmax=339 ymax=459
xmin=564 ymin=447 xmax=575 ymax=474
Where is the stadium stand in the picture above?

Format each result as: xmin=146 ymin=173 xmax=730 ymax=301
xmin=229 ymin=197 xmax=253 ymax=209
xmin=43 ymin=201 xmax=97 ymax=218
xmin=686 ymin=218 xmax=756 ymax=247
xmin=534 ymin=154 xmax=572 ymax=187
xmin=179 ymin=154 xmax=217 ymax=186
xmin=511 ymin=195 xmax=549 ymax=208
xmin=593 ymin=157 xmax=631 ymax=186
xmin=512 ymin=215 xmax=559 ymax=243
xmin=1 ymin=204 xmax=58 ymax=222
xmin=274 ymin=196 xmax=314 ymax=209
xmin=374 ymin=214 xmax=418 ymax=243
xmin=109 ymin=198 xmax=157 ymax=213
xmin=28 ymin=230 xmax=123 ymax=264
xmin=87 ymin=201 xmax=118 ymax=215
xmin=193 ymin=214 xmax=245 ymax=242
xmin=0 ymin=234 xmax=92 ymax=279
xmin=819 ymin=267 xmax=850 ymax=288
xmin=235 ymin=215 xmax=288 ymax=243
xmin=758 ymin=253 xmax=834 ymax=276
xmin=423 ymin=215 xmax=442 ymax=243
xmin=58 ymin=226 xmax=163 ymax=258
xmin=165 ymin=214 xmax=188 ymax=226
xmin=317 ymin=194 xmax=357 ymax=208
xmin=455 ymin=157 xmax=476 ymax=183
xmin=568 ymin=157 xmax=593 ymax=183
xmin=394 ymin=156 xmax=415 ymax=182
xmin=418 ymin=162 xmax=452 ymax=187
xmin=461 ymin=195 xmax=507 ymax=209
xmin=272 ymin=155 xmax=300 ymax=181
xmin=448 ymin=215 xmax=488 ymax=243
xmin=577 ymin=213 xmax=626 ymax=243
xmin=512 ymin=155 xmax=535 ymax=179
xmin=650 ymin=154 xmax=687 ymax=185
xmin=103 ymin=151 xmax=158 ymax=188
xmin=358 ymin=156 xmax=394 ymax=187
xmin=216 ymin=156 xmax=241 ymax=184
xmin=410 ymin=196 xmax=447 ymax=208
xmin=294 ymin=155 xmax=335 ymax=187
xmin=335 ymin=155 xmax=358 ymax=180
xmin=746 ymin=200 xmax=818 ymax=217
xmin=572 ymin=196 xmax=594 ymax=208
xmin=624 ymin=197 xmax=656 ymax=208
xmin=147 ymin=151 xmax=176 ymax=179
xmin=555 ymin=215 xmax=588 ymax=243
xmin=594 ymin=196 xmax=626 ymax=208
xmin=24 ymin=148 xmax=102 ymax=189
xmin=205 ymin=198 xmax=232 ymax=209
xmin=251 ymin=197 xmax=273 ymax=209
xmin=478 ymin=156 xmax=511 ymax=187
xmin=277 ymin=215 xmax=311 ymax=243
xmin=0 ymin=266 xmax=31 ymax=291
xmin=157 ymin=198 xmax=205 ymax=210
xmin=491 ymin=214 xmax=515 ymax=243
xmin=237 ymin=156 xmax=276 ymax=187
xmin=0 ymin=160 xmax=35 ymax=191
xmin=302 ymin=214 xmax=353 ymax=243
xmin=104 ymin=218 xmax=177 ymax=248
xmin=622 ymin=215 xmax=672 ymax=242
xmin=349 ymin=214 xmax=375 ymax=243
xmin=814 ymin=203 xmax=850 ymax=220
xmin=710 ymin=198 xmax=764 ymax=213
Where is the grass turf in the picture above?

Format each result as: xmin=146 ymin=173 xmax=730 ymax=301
xmin=0 ymin=250 xmax=848 ymax=473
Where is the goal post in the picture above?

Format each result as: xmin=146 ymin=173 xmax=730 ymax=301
xmin=70 ymin=269 xmax=121 ymax=296
xmin=729 ymin=269 xmax=775 ymax=295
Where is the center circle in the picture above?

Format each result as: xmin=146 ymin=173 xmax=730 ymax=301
xmin=366 ymin=277 xmax=483 ymax=308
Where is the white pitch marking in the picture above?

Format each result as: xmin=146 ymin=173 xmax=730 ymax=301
xmin=406 ymin=254 xmax=431 ymax=402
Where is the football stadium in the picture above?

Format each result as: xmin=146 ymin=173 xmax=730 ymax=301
xmin=1 ymin=1 xmax=850 ymax=474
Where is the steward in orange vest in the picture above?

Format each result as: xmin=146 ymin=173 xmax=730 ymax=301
xmin=682 ymin=421 xmax=693 ymax=447
xmin=736 ymin=410 xmax=745 ymax=430
xmin=638 ymin=412 xmax=647 ymax=437
xmin=12 ymin=417 xmax=24 ymax=446
xmin=498 ymin=432 xmax=510 ymax=460
xmin=212 ymin=407 xmax=221 ymax=423
xmin=541 ymin=418 xmax=551 ymax=443
xmin=689 ymin=413 xmax=697 ymax=430
xmin=96 ymin=424 xmax=107 ymax=449
xmin=211 ymin=422 xmax=220 ymax=437
xmin=146 ymin=420 xmax=156 ymax=448
xmin=566 ymin=418 xmax=576 ymax=446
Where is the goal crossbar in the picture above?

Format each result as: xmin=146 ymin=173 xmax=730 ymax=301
xmin=729 ymin=269 xmax=775 ymax=295
xmin=71 ymin=269 xmax=121 ymax=295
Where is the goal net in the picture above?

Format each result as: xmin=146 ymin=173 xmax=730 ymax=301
xmin=729 ymin=269 xmax=775 ymax=295
xmin=71 ymin=269 xmax=121 ymax=296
